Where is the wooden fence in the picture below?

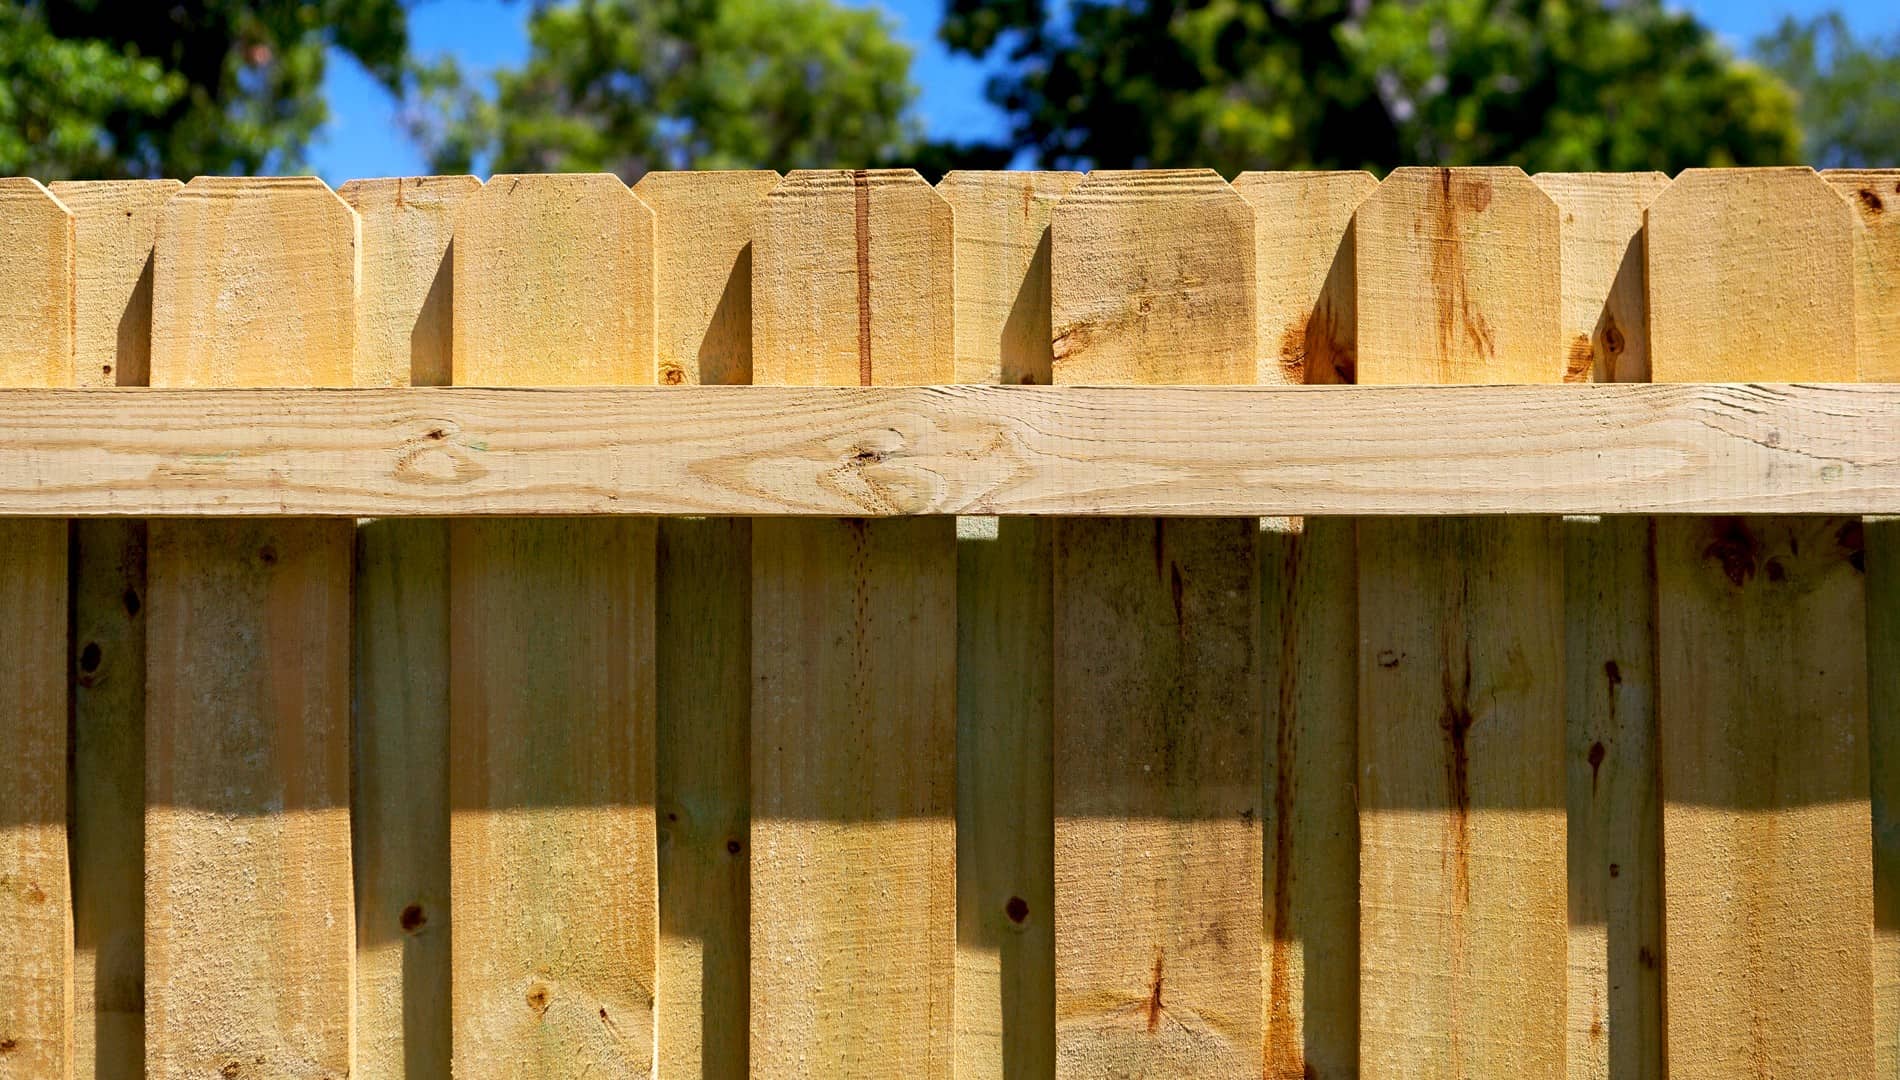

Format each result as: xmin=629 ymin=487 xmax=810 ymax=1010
xmin=0 ymin=165 xmax=1894 ymax=1079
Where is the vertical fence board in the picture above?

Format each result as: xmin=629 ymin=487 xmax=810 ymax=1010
xmin=1233 ymin=170 xmax=1375 ymax=386
xmin=749 ymin=169 xmax=956 ymax=1077
xmin=339 ymin=175 xmax=478 ymax=1080
xmin=52 ymin=177 xmax=177 ymax=1080
xmin=1647 ymin=167 xmax=1873 ymax=1079
xmin=1234 ymin=169 xmax=1375 ymax=1080
xmin=146 ymin=176 xmax=356 ymax=1080
xmin=1534 ymin=171 xmax=1669 ymax=1080
xmin=1049 ymin=169 xmax=1262 ymax=1078
xmin=937 ymin=169 xmax=1080 ymax=1079
xmin=1829 ymin=166 xmax=1900 ymax=1080
xmin=448 ymin=173 xmax=658 ymax=1077
xmin=0 ymin=179 xmax=72 ymax=1080
xmin=632 ymin=168 xmax=779 ymax=1080
xmin=1355 ymin=166 xmax=1567 ymax=1080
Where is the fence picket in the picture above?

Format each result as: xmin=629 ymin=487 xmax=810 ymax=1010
xmin=1234 ymin=169 xmax=1376 ymax=1080
xmin=339 ymin=175 xmax=479 ymax=1080
xmin=1533 ymin=171 xmax=1670 ymax=1080
xmin=749 ymin=169 xmax=957 ymax=1078
xmin=1355 ymin=166 xmax=1568 ymax=1080
xmin=52 ymin=177 xmax=178 ymax=1080
xmin=937 ymin=169 xmax=1081 ymax=1079
xmin=1049 ymin=169 xmax=1262 ymax=1077
xmin=1647 ymin=166 xmax=1873 ymax=1078
xmin=146 ymin=176 xmax=357 ymax=1078
xmin=632 ymin=168 xmax=781 ymax=1080
xmin=0 ymin=177 xmax=72 ymax=1080
xmin=448 ymin=173 xmax=659 ymax=1076
xmin=1828 ymin=166 xmax=1900 ymax=1080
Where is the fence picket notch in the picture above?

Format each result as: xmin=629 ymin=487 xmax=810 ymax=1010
xmin=1535 ymin=171 xmax=1669 ymax=1080
xmin=1233 ymin=169 xmax=1376 ymax=385
xmin=1647 ymin=166 xmax=1874 ymax=1078
xmin=1049 ymin=169 xmax=1262 ymax=1077
xmin=1234 ymin=169 xmax=1375 ymax=1080
xmin=448 ymin=173 xmax=659 ymax=1076
xmin=1829 ymin=166 xmax=1900 ymax=1080
xmin=749 ymin=169 xmax=957 ymax=1077
xmin=1354 ymin=166 xmax=1568 ymax=1080
xmin=0 ymin=177 xmax=73 ymax=1080
xmin=937 ymin=169 xmax=1080 ymax=1079
xmin=52 ymin=177 xmax=178 ymax=1080
xmin=339 ymin=175 xmax=478 ymax=1080
xmin=145 ymin=175 xmax=357 ymax=1078
xmin=632 ymin=168 xmax=780 ymax=1079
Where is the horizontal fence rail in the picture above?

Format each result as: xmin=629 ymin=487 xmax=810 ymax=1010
xmin=0 ymin=383 xmax=1894 ymax=516
xmin=0 ymin=163 xmax=1894 ymax=1080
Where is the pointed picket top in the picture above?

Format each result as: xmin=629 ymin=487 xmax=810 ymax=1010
xmin=0 ymin=177 xmax=74 ymax=387
xmin=1355 ymin=166 xmax=1562 ymax=384
xmin=937 ymin=169 xmax=1083 ymax=385
xmin=752 ymin=168 xmax=953 ymax=385
xmin=340 ymin=175 xmax=482 ymax=387
xmin=1532 ymin=171 xmax=1670 ymax=382
xmin=1232 ymin=170 xmax=1377 ymax=385
xmin=1648 ymin=167 xmax=1856 ymax=382
xmin=452 ymin=172 xmax=656 ymax=386
xmin=1825 ymin=168 xmax=1900 ymax=381
xmin=1050 ymin=168 xmax=1255 ymax=384
xmin=633 ymin=169 xmax=781 ymax=386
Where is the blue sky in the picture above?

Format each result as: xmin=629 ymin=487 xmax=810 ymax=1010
xmin=309 ymin=0 xmax=1900 ymax=183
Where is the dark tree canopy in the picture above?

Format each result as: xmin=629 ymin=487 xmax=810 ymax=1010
xmin=0 ymin=0 xmax=408 ymax=178
xmin=940 ymin=0 xmax=1808 ymax=174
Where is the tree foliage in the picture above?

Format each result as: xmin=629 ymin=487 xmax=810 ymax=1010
xmin=1755 ymin=13 xmax=1900 ymax=169
xmin=412 ymin=0 xmax=920 ymax=176
xmin=0 ymin=0 xmax=408 ymax=178
xmin=941 ymin=0 xmax=1806 ymax=173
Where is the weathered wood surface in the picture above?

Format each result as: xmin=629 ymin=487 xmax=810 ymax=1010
xmin=937 ymin=170 xmax=1079 ymax=1079
xmin=145 ymin=175 xmax=357 ymax=1080
xmin=1538 ymin=171 xmax=1668 ymax=1080
xmin=51 ymin=177 xmax=177 ymax=1080
xmin=1050 ymin=168 xmax=1262 ymax=1078
xmin=749 ymin=169 xmax=957 ymax=1078
xmin=0 ymin=177 xmax=72 ymax=1080
xmin=448 ymin=172 xmax=658 ymax=1077
xmin=633 ymin=169 xmax=779 ymax=1078
xmin=342 ymin=175 xmax=475 ymax=1080
xmin=0 ymin=383 xmax=1896 ymax=517
xmin=1649 ymin=166 xmax=1875 ymax=1079
xmin=1355 ymin=166 xmax=1567 ymax=1080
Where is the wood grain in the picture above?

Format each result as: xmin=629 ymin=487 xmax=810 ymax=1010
xmin=0 ymin=178 xmax=71 ymax=1080
xmin=451 ymin=173 xmax=655 ymax=386
xmin=340 ymin=175 xmax=480 ymax=387
xmin=1051 ymin=169 xmax=1262 ymax=1078
xmin=145 ymin=176 xmax=358 ymax=1080
xmin=750 ymin=169 xmax=956 ymax=1077
xmin=340 ymin=175 xmax=477 ymax=1080
xmin=1235 ymin=170 xmax=1374 ymax=1080
xmin=1355 ymin=166 xmax=1567 ymax=1080
xmin=50 ymin=178 xmax=176 ymax=1080
xmin=1232 ymin=170 xmax=1376 ymax=385
xmin=938 ymin=169 xmax=1081 ymax=385
xmin=0 ymin=383 xmax=1895 ymax=518
xmin=1535 ymin=171 xmax=1669 ymax=1080
xmin=1829 ymin=166 xmax=1900 ymax=1080
xmin=1533 ymin=172 xmax=1669 ymax=384
xmin=632 ymin=169 xmax=779 ymax=1079
xmin=1050 ymin=170 xmax=1253 ymax=384
xmin=1648 ymin=166 xmax=1874 ymax=1078
xmin=448 ymin=172 xmax=658 ymax=1077
xmin=936 ymin=170 xmax=1080 ymax=1079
